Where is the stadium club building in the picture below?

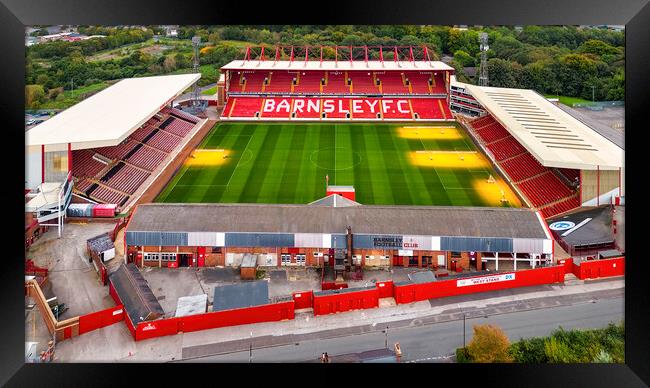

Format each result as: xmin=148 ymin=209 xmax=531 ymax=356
xmin=124 ymin=199 xmax=555 ymax=272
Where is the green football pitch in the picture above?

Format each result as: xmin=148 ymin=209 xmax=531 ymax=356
xmin=156 ymin=122 xmax=522 ymax=207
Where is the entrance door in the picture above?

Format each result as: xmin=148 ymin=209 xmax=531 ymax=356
xmin=197 ymin=247 xmax=206 ymax=267
xmin=179 ymin=254 xmax=190 ymax=267
xmin=469 ymin=251 xmax=477 ymax=271
xmin=392 ymin=255 xmax=402 ymax=267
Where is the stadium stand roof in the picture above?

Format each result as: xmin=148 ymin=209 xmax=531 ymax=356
xmin=26 ymin=74 xmax=200 ymax=153
xmin=127 ymin=203 xmax=549 ymax=240
xmin=221 ymin=60 xmax=454 ymax=72
xmin=460 ymin=83 xmax=623 ymax=170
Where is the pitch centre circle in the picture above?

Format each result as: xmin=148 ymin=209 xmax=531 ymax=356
xmin=309 ymin=147 xmax=362 ymax=171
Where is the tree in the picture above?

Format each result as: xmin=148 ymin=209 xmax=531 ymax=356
xmin=553 ymin=53 xmax=598 ymax=97
xmin=492 ymin=35 xmax=524 ymax=61
xmin=467 ymin=324 xmax=513 ymax=363
xmin=453 ymin=50 xmax=475 ymax=67
xmin=399 ymin=35 xmax=421 ymax=46
xmin=486 ymin=58 xmax=523 ymax=88
xmin=25 ymin=85 xmax=46 ymax=108
xmin=544 ymin=336 xmax=575 ymax=363
xmin=578 ymin=39 xmax=621 ymax=57
xmin=220 ymin=26 xmax=245 ymax=41
xmin=341 ymin=34 xmax=363 ymax=47
xmin=162 ymin=55 xmax=176 ymax=72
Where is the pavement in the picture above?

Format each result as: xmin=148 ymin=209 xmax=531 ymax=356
xmin=27 ymin=222 xmax=118 ymax=318
xmin=53 ymin=274 xmax=624 ymax=362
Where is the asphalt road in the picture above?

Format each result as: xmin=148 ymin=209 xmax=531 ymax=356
xmin=181 ymin=296 xmax=623 ymax=363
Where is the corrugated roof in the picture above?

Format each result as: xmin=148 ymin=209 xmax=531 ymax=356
xmin=109 ymin=263 xmax=164 ymax=323
xmin=212 ymin=281 xmax=269 ymax=312
xmin=221 ymin=60 xmax=454 ymax=72
xmin=459 ymin=83 xmax=623 ymax=170
xmin=26 ymin=74 xmax=200 ymax=152
xmin=87 ymin=233 xmax=114 ymax=253
xmin=128 ymin=203 xmax=548 ymax=239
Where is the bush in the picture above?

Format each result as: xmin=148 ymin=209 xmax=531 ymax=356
xmin=456 ymin=347 xmax=471 ymax=363
xmin=467 ymin=324 xmax=513 ymax=363
xmin=256 ymin=269 xmax=266 ymax=279
xmin=509 ymin=322 xmax=624 ymax=363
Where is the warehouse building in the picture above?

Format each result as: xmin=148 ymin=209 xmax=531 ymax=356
xmin=124 ymin=198 xmax=554 ymax=272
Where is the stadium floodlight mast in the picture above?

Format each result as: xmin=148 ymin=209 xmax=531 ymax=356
xmin=478 ymin=33 xmax=489 ymax=87
xmin=191 ymin=36 xmax=201 ymax=108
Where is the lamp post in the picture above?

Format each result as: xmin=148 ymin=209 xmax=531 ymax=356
xmin=384 ymin=325 xmax=389 ymax=349
xmin=462 ymin=313 xmax=466 ymax=349
xmin=249 ymin=331 xmax=253 ymax=363
xmin=592 ymin=85 xmax=595 ymax=103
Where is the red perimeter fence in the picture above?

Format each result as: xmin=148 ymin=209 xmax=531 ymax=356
xmin=101 ymin=258 xmax=624 ymax=341
xmin=78 ymin=305 xmax=125 ymax=335
xmin=133 ymin=301 xmax=296 ymax=341
xmin=571 ymin=257 xmax=625 ymax=280
xmin=313 ymin=287 xmax=379 ymax=316
xmin=393 ymin=265 xmax=566 ymax=305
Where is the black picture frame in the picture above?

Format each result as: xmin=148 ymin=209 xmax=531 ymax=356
xmin=1 ymin=0 xmax=648 ymax=386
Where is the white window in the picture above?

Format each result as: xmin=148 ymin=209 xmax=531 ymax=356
xmin=144 ymin=253 xmax=159 ymax=262
xmin=296 ymin=254 xmax=306 ymax=266
xmin=160 ymin=253 xmax=177 ymax=262
xmin=281 ymin=254 xmax=291 ymax=266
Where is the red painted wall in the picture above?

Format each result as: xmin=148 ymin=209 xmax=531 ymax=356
xmin=326 ymin=190 xmax=356 ymax=201
xmin=78 ymin=305 xmax=125 ymax=334
xmin=135 ymin=317 xmax=180 ymax=341
xmin=180 ymin=301 xmax=295 ymax=334
xmin=293 ymin=290 xmax=314 ymax=309
xmin=131 ymin=301 xmax=296 ymax=341
xmin=312 ymin=288 xmax=379 ymax=316
xmin=572 ymin=257 xmax=624 ymax=280
xmin=376 ymin=280 xmax=394 ymax=298
xmin=558 ymin=258 xmax=574 ymax=274
xmin=321 ymin=282 xmax=348 ymax=290
xmin=393 ymin=265 xmax=566 ymax=304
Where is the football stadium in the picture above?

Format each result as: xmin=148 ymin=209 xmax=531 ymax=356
xmin=24 ymin=43 xmax=626 ymax=347
xmin=25 ymin=45 xmax=624 ymax=263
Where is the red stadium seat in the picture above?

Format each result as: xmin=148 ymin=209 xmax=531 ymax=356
xmin=377 ymin=72 xmax=409 ymax=94
xmin=486 ymin=136 xmax=527 ymax=161
xmin=293 ymin=71 xmax=325 ymax=94
xmin=322 ymin=71 xmax=349 ymax=94
xmin=229 ymin=97 xmax=265 ymax=118
xmin=71 ymin=149 xmax=105 ymax=179
xmin=349 ymin=71 xmax=379 ymax=94
xmin=265 ymin=71 xmax=295 ymax=93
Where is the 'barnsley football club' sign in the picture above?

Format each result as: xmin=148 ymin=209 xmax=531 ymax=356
xmin=263 ymin=98 xmax=411 ymax=115
xmin=372 ymin=236 xmax=403 ymax=248
xmin=456 ymin=273 xmax=515 ymax=287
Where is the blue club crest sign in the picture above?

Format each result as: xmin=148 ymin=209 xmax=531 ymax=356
xmin=549 ymin=221 xmax=576 ymax=231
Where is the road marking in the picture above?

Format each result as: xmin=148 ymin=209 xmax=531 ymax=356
xmin=406 ymin=354 xmax=454 ymax=363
